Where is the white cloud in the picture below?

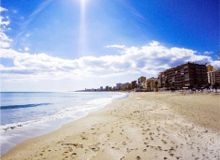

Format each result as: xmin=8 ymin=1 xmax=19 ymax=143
xmin=0 ymin=7 xmax=10 ymax=27
xmin=0 ymin=32 xmax=12 ymax=48
xmin=1 ymin=41 xmax=219 ymax=83
xmin=149 ymin=40 xmax=160 ymax=46
xmin=0 ymin=6 xmax=12 ymax=49
xmin=0 ymin=6 xmax=219 ymax=91
xmin=106 ymin=44 xmax=126 ymax=49
xmin=24 ymin=47 xmax=29 ymax=51
xmin=0 ymin=6 xmax=7 ymax=12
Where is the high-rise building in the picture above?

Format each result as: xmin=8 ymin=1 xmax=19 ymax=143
xmin=158 ymin=62 xmax=208 ymax=89
xmin=207 ymin=70 xmax=220 ymax=86
xmin=116 ymin=83 xmax=122 ymax=90
xmin=146 ymin=77 xmax=158 ymax=91
xmin=137 ymin=76 xmax=147 ymax=89
xmin=121 ymin=82 xmax=131 ymax=91
xmin=131 ymin=80 xmax=137 ymax=89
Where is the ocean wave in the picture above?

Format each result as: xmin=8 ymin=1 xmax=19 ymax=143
xmin=0 ymin=107 xmax=84 ymax=133
xmin=0 ymin=93 xmax=127 ymax=133
xmin=0 ymin=103 xmax=51 ymax=110
xmin=0 ymin=92 xmax=128 ymax=155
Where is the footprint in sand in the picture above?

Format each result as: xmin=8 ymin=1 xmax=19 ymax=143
xmin=157 ymin=146 xmax=162 ymax=150
xmin=71 ymin=152 xmax=77 ymax=156
xmin=169 ymin=153 xmax=174 ymax=157
xmin=65 ymin=143 xmax=84 ymax=148
xmin=122 ymin=141 xmax=127 ymax=145
xmin=89 ymin=145 xmax=100 ymax=152
xmin=64 ymin=155 xmax=68 ymax=159
xmin=161 ymin=139 xmax=167 ymax=144
xmin=80 ymin=135 xmax=88 ymax=140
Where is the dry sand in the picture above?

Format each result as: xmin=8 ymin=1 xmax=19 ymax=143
xmin=1 ymin=92 xmax=220 ymax=160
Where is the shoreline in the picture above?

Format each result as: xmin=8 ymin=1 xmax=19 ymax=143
xmin=0 ymin=92 xmax=128 ymax=155
xmin=2 ymin=92 xmax=220 ymax=160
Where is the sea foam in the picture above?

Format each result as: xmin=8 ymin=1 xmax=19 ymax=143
xmin=0 ymin=92 xmax=127 ymax=155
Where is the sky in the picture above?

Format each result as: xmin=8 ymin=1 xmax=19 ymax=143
xmin=0 ymin=0 xmax=219 ymax=91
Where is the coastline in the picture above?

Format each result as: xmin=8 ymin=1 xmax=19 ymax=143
xmin=0 ymin=92 xmax=127 ymax=155
xmin=2 ymin=92 xmax=220 ymax=160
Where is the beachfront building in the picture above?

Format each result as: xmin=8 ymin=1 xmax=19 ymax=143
xmin=131 ymin=81 xmax=137 ymax=90
xmin=115 ymin=83 xmax=122 ymax=90
xmin=100 ymin=86 xmax=104 ymax=91
xmin=105 ymin=86 xmax=111 ymax=91
xmin=207 ymin=64 xmax=214 ymax=72
xmin=137 ymin=76 xmax=147 ymax=89
xmin=158 ymin=62 xmax=208 ymax=90
xmin=207 ymin=69 xmax=220 ymax=86
xmin=120 ymin=82 xmax=131 ymax=91
xmin=146 ymin=77 xmax=158 ymax=91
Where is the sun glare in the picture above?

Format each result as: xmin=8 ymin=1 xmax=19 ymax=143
xmin=80 ymin=0 xmax=87 ymax=7
xmin=79 ymin=0 xmax=87 ymax=56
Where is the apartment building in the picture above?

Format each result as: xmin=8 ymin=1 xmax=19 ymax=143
xmin=158 ymin=62 xmax=208 ymax=89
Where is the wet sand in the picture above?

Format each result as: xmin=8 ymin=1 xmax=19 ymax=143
xmin=2 ymin=92 xmax=220 ymax=160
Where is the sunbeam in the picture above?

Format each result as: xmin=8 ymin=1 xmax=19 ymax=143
xmin=79 ymin=0 xmax=87 ymax=56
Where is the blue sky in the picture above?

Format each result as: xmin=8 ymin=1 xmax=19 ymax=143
xmin=0 ymin=0 xmax=219 ymax=91
xmin=2 ymin=0 xmax=219 ymax=57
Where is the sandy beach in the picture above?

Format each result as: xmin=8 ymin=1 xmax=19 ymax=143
xmin=1 ymin=92 xmax=220 ymax=160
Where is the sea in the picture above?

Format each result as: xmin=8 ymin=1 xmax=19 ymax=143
xmin=0 ymin=91 xmax=127 ymax=155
